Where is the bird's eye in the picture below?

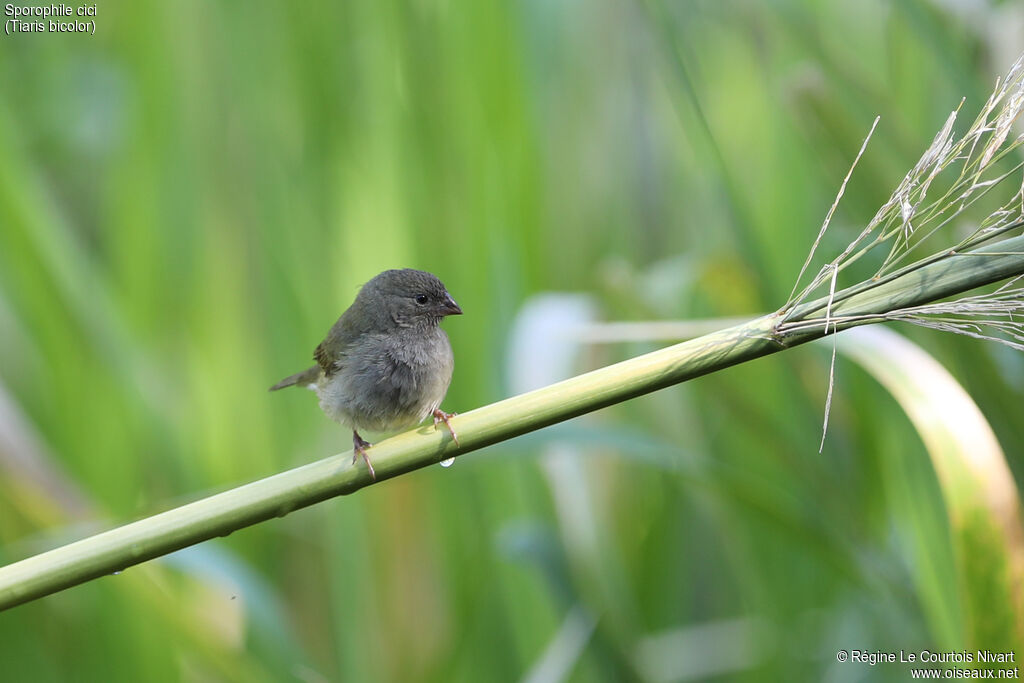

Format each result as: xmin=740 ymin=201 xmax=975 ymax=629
xmin=415 ymin=294 xmax=428 ymax=305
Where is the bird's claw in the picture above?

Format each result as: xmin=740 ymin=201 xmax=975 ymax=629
xmin=432 ymin=409 xmax=460 ymax=447
xmin=352 ymin=431 xmax=376 ymax=481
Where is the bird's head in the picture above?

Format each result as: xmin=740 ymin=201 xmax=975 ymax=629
xmin=360 ymin=269 xmax=462 ymax=329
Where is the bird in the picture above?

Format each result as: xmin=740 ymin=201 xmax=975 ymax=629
xmin=270 ymin=269 xmax=462 ymax=480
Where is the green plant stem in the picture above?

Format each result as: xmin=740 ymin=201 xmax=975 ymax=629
xmin=2 ymin=235 xmax=1024 ymax=611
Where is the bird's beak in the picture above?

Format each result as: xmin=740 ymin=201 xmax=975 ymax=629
xmin=442 ymin=293 xmax=463 ymax=316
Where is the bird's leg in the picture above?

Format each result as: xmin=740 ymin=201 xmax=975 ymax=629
xmin=432 ymin=409 xmax=460 ymax=447
xmin=352 ymin=430 xmax=376 ymax=481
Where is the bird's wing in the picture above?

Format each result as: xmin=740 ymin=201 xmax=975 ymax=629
xmin=314 ymin=325 xmax=355 ymax=377
xmin=314 ymin=340 xmax=337 ymax=376
xmin=314 ymin=297 xmax=382 ymax=378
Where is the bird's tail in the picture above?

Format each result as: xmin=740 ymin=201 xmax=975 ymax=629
xmin=269 ymin=366 xmax=320 ymax=391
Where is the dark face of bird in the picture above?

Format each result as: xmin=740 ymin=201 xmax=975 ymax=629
xmin=364 ymin=269 xmax=462 ymax=328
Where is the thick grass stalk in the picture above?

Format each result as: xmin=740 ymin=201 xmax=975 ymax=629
xmin=1 ymin=234 xmax=1023 ymax=610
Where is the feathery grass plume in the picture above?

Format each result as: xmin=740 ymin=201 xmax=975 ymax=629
xmin=781 ymin=54 xmax=1024 ymax=342
xmin=774 ymin=57 xmax=1024 ymax=454
xmin=774 ymin=56 xmax=1024 ymax=448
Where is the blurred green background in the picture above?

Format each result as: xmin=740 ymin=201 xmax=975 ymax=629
xmin=1 ymin=0 xmax=1023 ymax=680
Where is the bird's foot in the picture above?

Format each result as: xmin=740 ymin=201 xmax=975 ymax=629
xmin=432 ymin=409 xmax=460 ymax=447
xmin=352 ymin=431 xmax=376 ymax=481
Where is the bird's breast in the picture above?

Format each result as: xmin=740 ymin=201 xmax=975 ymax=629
xmin=316 ymin=327 xmax=454 ymax=432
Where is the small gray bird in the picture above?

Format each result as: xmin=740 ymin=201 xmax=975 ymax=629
xmin=270 ymin=269 xmax=462 ymax=479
